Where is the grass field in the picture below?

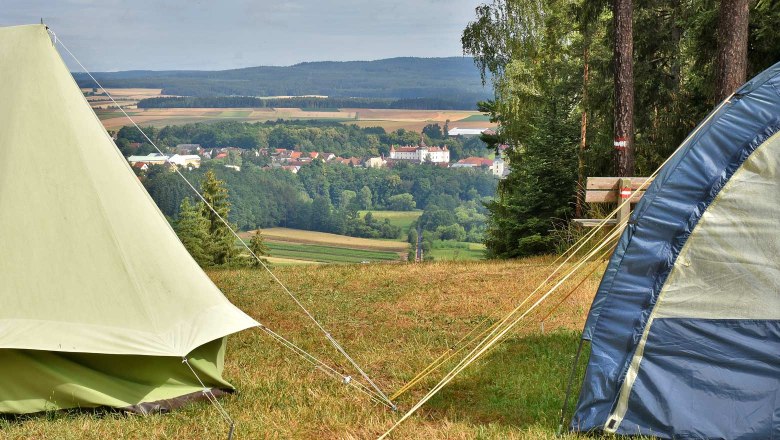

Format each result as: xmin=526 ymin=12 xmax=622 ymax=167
xmin=456 ymin=114 xmax=492 ymax=122
xmin=0 ymin=257 xmax=615 ymax=439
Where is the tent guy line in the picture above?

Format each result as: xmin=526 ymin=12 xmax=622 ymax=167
xmin=46 ymin=26 xmax=395 ymax=411
xmin=182 ymin=356 xmax=236 ymax=437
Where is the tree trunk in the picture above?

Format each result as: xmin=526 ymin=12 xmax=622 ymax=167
xmin=613 ymin=0 xmax=634 ymax=177
xmin=576 ymin=47 xmax=589 ymax=218
xmin=715 ymin=0 xmax=749 ymax=102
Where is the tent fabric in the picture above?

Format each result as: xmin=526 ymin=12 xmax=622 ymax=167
xmin=0 ymin=338 xmax=231 ymax=414
xmin=572 ymin=60 xmax=780 ymax=439
xmin=0 ymin=24 xmax=259 ymax=413
xmin=0 ymin=24 xmax=258 ymax=358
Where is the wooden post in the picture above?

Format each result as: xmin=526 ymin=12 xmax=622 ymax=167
xmin=617 ymin=177 xmax=632 ymax=226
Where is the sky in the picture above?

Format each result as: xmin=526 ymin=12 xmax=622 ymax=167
xmin=1 ymin=0 xmax=484 ymax=72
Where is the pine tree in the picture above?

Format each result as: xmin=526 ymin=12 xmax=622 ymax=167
xmin=199 ymin=170 xmax=236 ymax=265
xmin=249 ymin=230 xmax=270 ymax=267
xmin=174 ymin=197 xmax=213 ymax=267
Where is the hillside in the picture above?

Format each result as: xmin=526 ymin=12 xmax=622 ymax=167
xmin=73 ymin=57 xmax=491 ymax=109
xmin=1 ymin=258 xmax=605 ymax=439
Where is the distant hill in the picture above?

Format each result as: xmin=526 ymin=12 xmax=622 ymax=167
xmin=73 ymin=57 xmax=491 ymax=109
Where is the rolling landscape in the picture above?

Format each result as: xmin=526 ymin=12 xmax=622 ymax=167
xmin=2 ymin=0 xmax=778 ymax=439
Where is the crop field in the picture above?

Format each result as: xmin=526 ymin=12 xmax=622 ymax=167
xmin=0 ymin=257 xmax=619 ymax=439
xmin=255 ymin=228 xmax=408 ymax=253
xmin=238 ymin=228 xmax=409 ymax=264
xmin=265 ymin=241 xmax=400 ymax=264
xmin=90 ymin=88 xmax=497 ymax=132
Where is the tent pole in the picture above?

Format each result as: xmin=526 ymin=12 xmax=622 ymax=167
xmin=557 ymin=337 xmax=586 ymax=436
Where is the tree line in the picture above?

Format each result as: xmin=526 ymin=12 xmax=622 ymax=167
xmin=142 ymin=158 xmax=497 ymax=242
xmin=463 ymin=0 xmax=780 ymax=258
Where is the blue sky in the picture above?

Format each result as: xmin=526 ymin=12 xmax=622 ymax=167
xmin=1 ymin=0 xmax=483 ymax=71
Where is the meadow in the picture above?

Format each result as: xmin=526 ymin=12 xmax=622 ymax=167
xmin=0 ymin=257 xmax=614 ymax=439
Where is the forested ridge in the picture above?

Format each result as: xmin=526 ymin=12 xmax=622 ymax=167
xmin=74 ymin=56 xmax=491 ymax=109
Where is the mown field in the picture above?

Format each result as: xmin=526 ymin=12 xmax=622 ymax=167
xmin=0 ymin=257 xmax=616 ymax=439
xmin=89 ymin=88 xmax=497 ymax=132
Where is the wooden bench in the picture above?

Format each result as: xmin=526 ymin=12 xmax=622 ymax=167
xmin=574 ymin=176 xmax=654 ymax=227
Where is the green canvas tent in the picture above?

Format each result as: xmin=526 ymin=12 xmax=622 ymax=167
xmin=0 ymin=24 xmax=259 ymax=414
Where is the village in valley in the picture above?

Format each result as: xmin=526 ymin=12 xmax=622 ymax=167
xmin=126 ymin=130 xmax=508 ymax=178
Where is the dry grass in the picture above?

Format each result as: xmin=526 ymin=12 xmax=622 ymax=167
xmin=0 ymin=257 xmax=614 ymax=439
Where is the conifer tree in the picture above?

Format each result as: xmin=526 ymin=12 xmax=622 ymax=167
xmin=174 ymin=197 xmax=213 ymax=267
xmin=199 ymin=170 xmax=236 ymax=265
xmin=249 ymin=230 xmax=270 ymax=267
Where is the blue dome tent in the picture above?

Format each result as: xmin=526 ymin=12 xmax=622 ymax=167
xmin=570 ymin=60 xmax=780 ymax=439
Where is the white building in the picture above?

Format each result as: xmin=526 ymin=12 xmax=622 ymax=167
xmin=388 ymin=141 xmax=450 ymax=164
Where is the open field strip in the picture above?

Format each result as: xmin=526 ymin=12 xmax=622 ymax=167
xmin=0 ymin=258 xmax=619 ymax=439
xmin=252 ymin=228 xmax=409 ymax=253
xmin=266 ymin=256 xmax=322 ymax=265
xmin=264 ymin=241 xmax=401 ymax=264
xmin=238 ymin=227 xmax=407 ymax=264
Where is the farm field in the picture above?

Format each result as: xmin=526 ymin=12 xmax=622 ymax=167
xmin=0 ymin=257 xmax=616 ymax=439
xmin=89 ymin=88 xmax=497 ymax=132
xmin=239 ymin=227 xmax=409 ymax=264
xmin=264 ymin=241 xmax=400 ymax=264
